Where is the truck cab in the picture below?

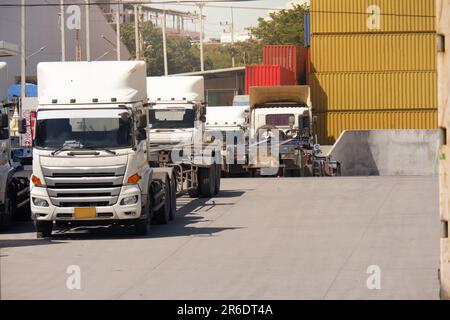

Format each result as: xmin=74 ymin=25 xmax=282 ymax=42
xmin=146 ymin=76 xmax=220 ymax=198
xmin=147 ymin=76 xmax=205 ymax=147
xmin=30 ymin=61 xmax=175 ymax=237
xmin=247 ymin=86 xmax=313 ymax=176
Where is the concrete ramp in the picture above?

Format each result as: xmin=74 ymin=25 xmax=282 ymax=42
xmin=328 ymin=130 xmax=439 ymax=176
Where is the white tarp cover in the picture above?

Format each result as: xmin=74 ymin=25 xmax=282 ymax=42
xmin=249 ymin=86 xmax=311 ymax=110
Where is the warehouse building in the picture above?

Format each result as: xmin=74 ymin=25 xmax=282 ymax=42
xmin=310 ymin=0 xmax=438 ymax=144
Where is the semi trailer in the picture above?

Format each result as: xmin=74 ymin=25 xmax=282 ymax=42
xmin=146 ymin=76 xmax=221 ymax=198
xmin=30 ymin=61 xmax=176 ymax=237
xmin=247 ymin=86 xmax=340 ymax=177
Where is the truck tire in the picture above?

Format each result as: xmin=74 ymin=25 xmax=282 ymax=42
xmin=155 ymin=177 xmax=170 ymax=224
xmin=214 ymin=164 xmax=221 ymax=195
xmin=0 ymin=187 xmax=14 ymax=231
xmin=188 ymin=187 xmax=199 ymax=198
xmin=199 ymin=167 xmax=215 ymax=197
xmin=35 ymin=220 xmax=53 ymax=238
xmin=169 ymin=174 xmax=177 ymax=220
xmin=135 ymin=190 xmax=153 ymax=235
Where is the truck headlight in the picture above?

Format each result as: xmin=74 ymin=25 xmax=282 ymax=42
xmin=120 ymin=195 xmax=138 ymax=205
xmin=32 ymin=197 xmax=49 ymax=207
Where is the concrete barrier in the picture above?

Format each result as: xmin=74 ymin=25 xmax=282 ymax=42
xmin=327 ymin=130 xmax=440 ymax=176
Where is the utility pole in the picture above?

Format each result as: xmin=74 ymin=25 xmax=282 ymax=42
xmin=60 ymin=0 xmax=66 ymax=61
xmin=134 ymin=4 xmax=140 ymax=60
xmin=116 ymin=0 xmax=121 ymax=60
xmin=20 ymin=0 xmax=26 ymax=102
xmin=85 ymin=0 xmax=91 ymax=61
xmin=198 ymin=3 xmax=205 ymax=72
xmin=138 ymin=5 xmax=144 ymax=59
xmin=231 ymin=7 xmax=235 ymax=67
xmin=221 ymin=8 xmax=235 ymax=68
xmin=162 ymin=8 xmax=168 ymax=75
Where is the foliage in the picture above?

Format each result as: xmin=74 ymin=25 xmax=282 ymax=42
xmin=250 ymin=4 xmax=309 ymax=46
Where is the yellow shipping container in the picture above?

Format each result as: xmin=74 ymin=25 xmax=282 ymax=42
xmin=311 ymin=33 xmax=436 ymax=73
xmin=315 ymin=109 xmax=438 ymax=144
xmin=311 ymin=71 xmax=437 ymax=112
xmin=311 ymin=0 xmax=436 ymax=34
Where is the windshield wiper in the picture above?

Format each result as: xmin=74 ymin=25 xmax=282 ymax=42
xmin=83 ymin=145 xmax=117 ymax=155
xmin=51 ymin=141 xmax=82 ymax=155
xmin=51 ymin=145 xmax=75 ymax=156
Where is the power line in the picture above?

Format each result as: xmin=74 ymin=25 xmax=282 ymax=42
xmin=0 ymin=0 xmax=260 ymax=8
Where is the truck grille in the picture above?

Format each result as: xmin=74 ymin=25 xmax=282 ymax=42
xmin=42 ymin=165 xmax=126 ymax=207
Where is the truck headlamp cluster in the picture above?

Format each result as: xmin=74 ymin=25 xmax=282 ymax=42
xmin=32 ymin=197 xmax=49 ymax=207
xmin=120 ymin=195 xmax=139 ymax=205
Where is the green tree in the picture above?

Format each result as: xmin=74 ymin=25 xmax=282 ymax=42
xmin=121 ymin=21 xmax=203 ymax=75
xmin=250 ymin=4 xmax=309 ymax=46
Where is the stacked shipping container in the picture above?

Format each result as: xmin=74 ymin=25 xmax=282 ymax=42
xmin=310 ymin=0 xmax=438 ymax=144
xmin=244 ymin=45 xmax=310 ymax=94
xmin=244 ymin=65 xmax=296 ymax=95
xmin=263 ymin=45 xmax=310 ymax=84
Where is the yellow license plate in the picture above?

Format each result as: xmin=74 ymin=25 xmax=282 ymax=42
xmin=74 ymin=207 xmax=97 ymax=219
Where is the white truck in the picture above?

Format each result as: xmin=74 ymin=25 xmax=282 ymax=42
xmin=146 ymin=76 xmax=221 ymax=198
xmin=0 ymin=62 xmax=30 ymax=230
xmin=247 ymin=86 xmax=339 ymax=177
xmin=205 ymin=105 xmax=248 ymax=176
xmin=30 ymin=61 xmax=176 ymax=237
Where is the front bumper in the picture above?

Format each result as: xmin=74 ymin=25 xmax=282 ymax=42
xmin=30 ymin=184 xmax=143 ymax=222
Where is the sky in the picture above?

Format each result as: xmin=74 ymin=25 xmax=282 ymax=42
xmin=151 ymin=0 xmax=310 ymax=39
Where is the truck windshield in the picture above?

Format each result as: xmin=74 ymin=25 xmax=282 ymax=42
xmin=149 ymin=109 xmax=195 ymax=129
xmin=266 ymin=114 xmax=295 ymax=127
xmin=34 ymin=110 xmax=132 ymax=150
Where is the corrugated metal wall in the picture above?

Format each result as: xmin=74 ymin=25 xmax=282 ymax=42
xmin=311 ymin=0 xmax=436 ymax=34
xmin=311 ymin=71 xmax=437 ymax=111
xmin=311 ymin=0 xmax=437 ymax=144
xmin=311 ymin=34 xmax=436 ymax=73
xmin=316 ymin=110 xmax=437 ymax=145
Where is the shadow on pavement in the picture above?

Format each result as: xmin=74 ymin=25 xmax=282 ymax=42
xmin=0 ymin=238 xmax=65 ymax=249
xmin=0 ymin=189 xmax=248 ymax=243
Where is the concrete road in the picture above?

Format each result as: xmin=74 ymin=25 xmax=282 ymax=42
xmin=0 ymin=176 xmax=440 ymax=299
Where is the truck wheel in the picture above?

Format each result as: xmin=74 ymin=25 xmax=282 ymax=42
xmin=0 ymin=188 xmax=14 ymax=231
xmin=155 ymin=177 xmax=170 ymax=224
xmin=135 ymin=191 xmax=153 ymax=235
xmin=199 ymin=167 xmax=215 ymax=197
xmin=169 ymin=175 xmax=177 ymax=220
xmin=214 ymin=164 xmax=221 ymax=195
xmin=35 ymin=220 xmax=53 ymax=238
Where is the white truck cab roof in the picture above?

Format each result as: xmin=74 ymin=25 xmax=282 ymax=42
xmin=147 ymin=76 xmax=204 ymax=103
xmin=206 ymin=106 xmax=248 ymax=129
xmin=37 ymin=61 xmax=147 ymax=106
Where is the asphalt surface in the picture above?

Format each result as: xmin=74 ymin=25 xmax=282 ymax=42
xmin=0 ymin=176 xmax=440 ymax=299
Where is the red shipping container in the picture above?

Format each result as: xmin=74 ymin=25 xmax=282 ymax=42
xmin=245 ymin=65 xmax=296 ymax=95
xmin=263 ymin=45 xmax=310 ymax=85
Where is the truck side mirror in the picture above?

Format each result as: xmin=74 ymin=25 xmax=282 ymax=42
xmin=0 ymin=114 xmax=8 ymax=129
xmin=18 ymin=118 xmax=27 ymax=134
xmin=199 ymin=115 xmax=206 ymax=123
